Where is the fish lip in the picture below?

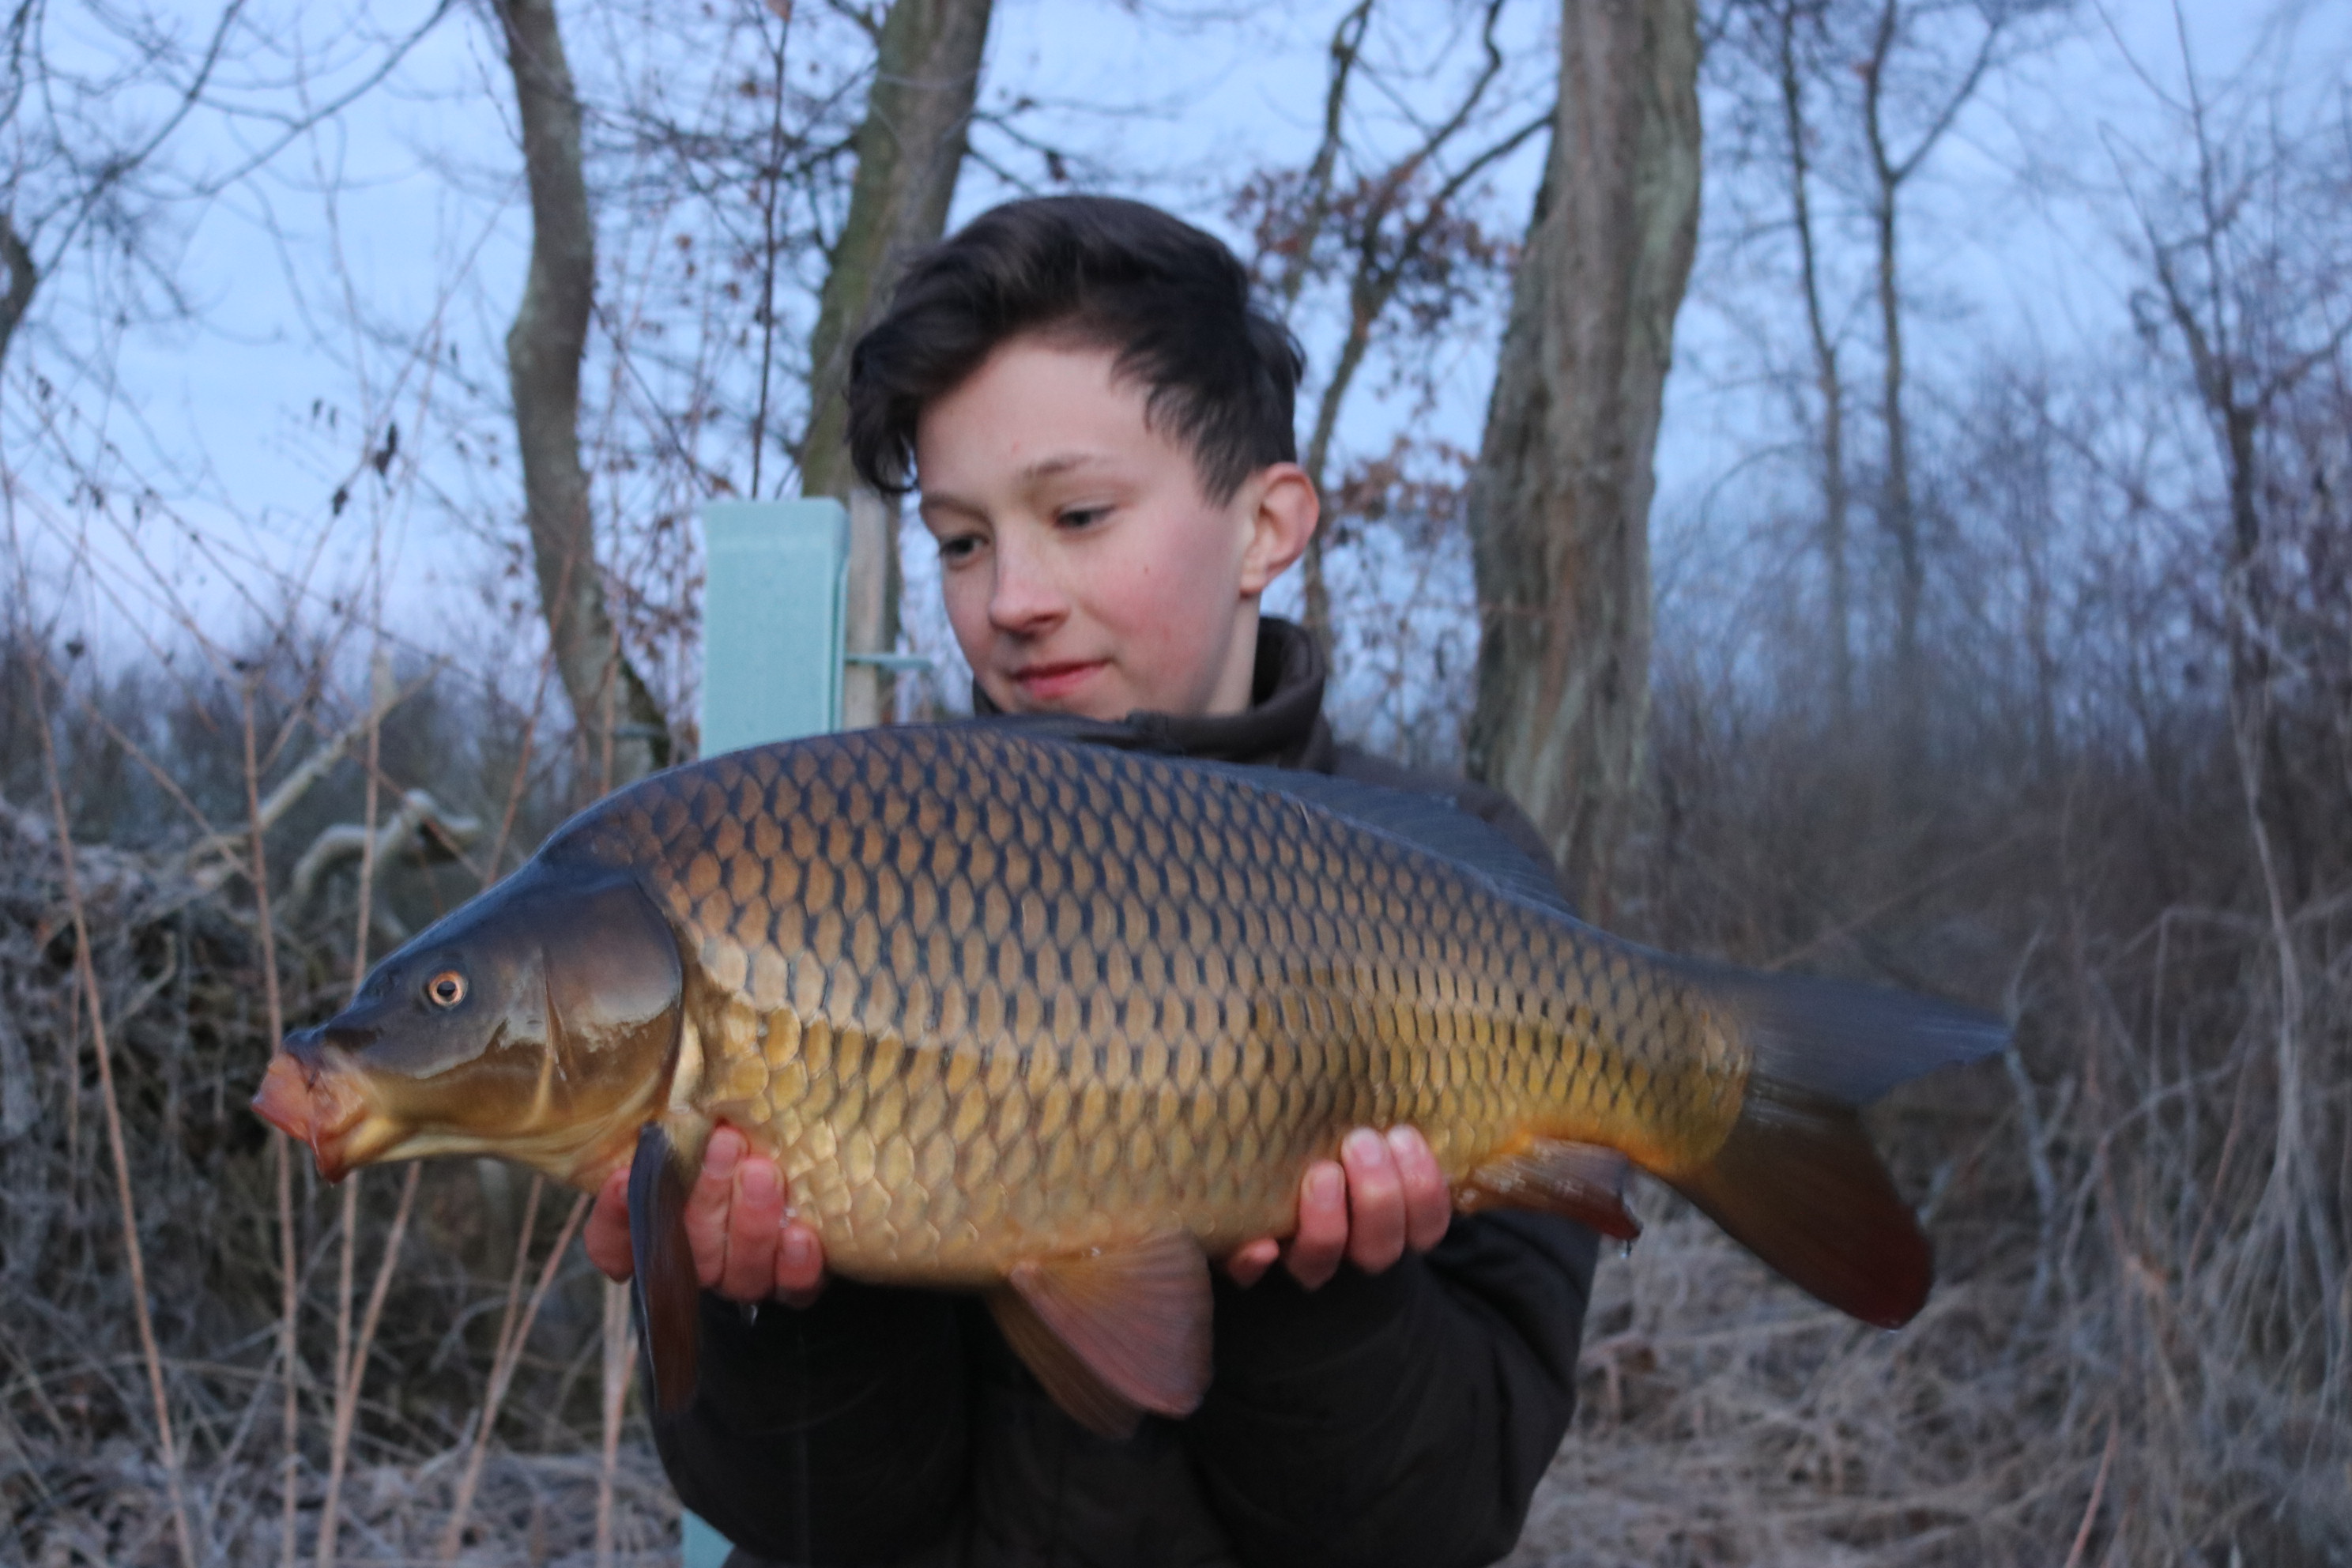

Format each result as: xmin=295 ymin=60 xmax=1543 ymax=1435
xmin=251 ymin=1042 xmax=372 ymax=1183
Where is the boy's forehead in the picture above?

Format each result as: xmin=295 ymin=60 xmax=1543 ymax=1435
xmin=914 ymin=337 xmax=1197 ymax=497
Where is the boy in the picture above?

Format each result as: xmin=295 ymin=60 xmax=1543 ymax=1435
xmin=585 ymin=196 xmax=1597 ymax=1568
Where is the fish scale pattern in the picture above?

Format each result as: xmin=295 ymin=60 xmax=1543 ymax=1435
xmin=561 ymin=726 xmax=1747 ymax=1280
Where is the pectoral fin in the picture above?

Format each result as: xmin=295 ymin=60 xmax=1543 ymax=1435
xmin=628 ymin=1120 xmax=702 ymax=1418
xmin=987 ymin=1230 xmax=1212 ymax=1438
xmin=1461 ymin=1136 xmax=1642 ymax=1240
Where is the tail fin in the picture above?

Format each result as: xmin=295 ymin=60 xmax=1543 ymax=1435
xmin=1669 ymin=969 xmax=2007 ymax=1329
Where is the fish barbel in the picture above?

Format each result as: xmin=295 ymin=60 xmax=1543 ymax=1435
xmin=253 ymin=724 xmax=2001 ymax=1434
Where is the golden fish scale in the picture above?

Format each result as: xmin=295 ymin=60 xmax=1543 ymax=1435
xmin=572 ymin=729 xmax=1744 ymax=1283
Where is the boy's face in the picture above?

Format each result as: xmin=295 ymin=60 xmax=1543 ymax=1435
xmin=914 ymin=336 xmax=1316 ymax=722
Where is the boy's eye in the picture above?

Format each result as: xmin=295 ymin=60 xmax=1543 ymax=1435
xmin=1057 ymin=506 xmax=1110 ymax=530
xmin=936 ymin=533 xmax=982 ymax=564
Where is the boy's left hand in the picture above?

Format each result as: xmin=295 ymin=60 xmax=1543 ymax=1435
xmin=1225 ymin=1126 xmax=1451 ymax=1291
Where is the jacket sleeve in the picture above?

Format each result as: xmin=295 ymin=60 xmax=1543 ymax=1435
xmin=649 ymin=1280 xmax=970 ymax=1564
xmin=1182 ymin=1211 xmax=1597 ymax=1568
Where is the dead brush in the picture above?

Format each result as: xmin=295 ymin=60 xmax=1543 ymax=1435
xmin=0 ymin=624 xmax=679 ymax=1566
xmin=1498 ymin=677 xmax=2351 ymax=1565
xmin=9 ymin=598 xmax=2347 ymax=1566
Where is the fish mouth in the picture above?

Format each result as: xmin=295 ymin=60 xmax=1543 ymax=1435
xmin=252 ymin=1045 xmax=378 ymax=1182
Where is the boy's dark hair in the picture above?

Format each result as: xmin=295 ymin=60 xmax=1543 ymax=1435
xmin=845 ymin=196 xmax=1304 ymax=503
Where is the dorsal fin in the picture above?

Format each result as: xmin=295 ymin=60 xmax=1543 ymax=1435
xmin=1182 ymin=760 xmax=1577 ymax=918
xmin=967 ymin=716 xmax=1576 ymax=919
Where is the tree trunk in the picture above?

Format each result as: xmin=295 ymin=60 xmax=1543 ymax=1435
xmin=798 ymin=0 xmax=993 ymax=727
xmin=0 ymin=216 xmax=36 ymax=371
xmin=1298 ymin=291 xmax=1377 ymax=649
xmin=1868 ymin=151 xmax=1923 ymax=763
xmin=1464 ymin=0 xmax=1700 ymax=922
xmin=497 ymin=0 xmax=669 ymax=786
xmin=1773 ymin=0 xmax=1849 ymax=726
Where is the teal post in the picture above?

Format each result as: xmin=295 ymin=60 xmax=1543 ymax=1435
xmin=680 ymin=497 xmax=852 ymax=1568
xmin=699 ymin=499 xmax=850 ymax=753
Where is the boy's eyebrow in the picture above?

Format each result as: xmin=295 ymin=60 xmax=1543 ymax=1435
xmin=920 ymin=451 xmax=1117 ymax=515
xmin=1016 ymin=451 xmax=1110 ymax=483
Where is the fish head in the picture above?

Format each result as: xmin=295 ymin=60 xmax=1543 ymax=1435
xmin=253 ymin=862 xmax=684 ymax=1185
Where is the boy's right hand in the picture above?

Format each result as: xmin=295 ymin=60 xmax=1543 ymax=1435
xmin=584 ymin=1125 xmax=827 ymax=1307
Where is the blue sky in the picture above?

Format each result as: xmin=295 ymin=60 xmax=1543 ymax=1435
xmin=10 ymin=0 xmax=2343 ymax=708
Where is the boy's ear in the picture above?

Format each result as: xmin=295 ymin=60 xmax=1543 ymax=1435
xmin=1236 ymin=463 xmax=1319 ymax=596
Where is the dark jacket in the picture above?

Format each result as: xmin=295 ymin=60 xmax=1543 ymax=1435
xmin=654 ymin=619 xmax=1598 ymax=1568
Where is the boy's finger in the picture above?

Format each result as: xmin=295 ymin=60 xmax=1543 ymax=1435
xmin=582 ymin=1167 xmax=634 ymax=1283
xmin=1340 ymin=1128 xmax=1406 ymax=1275
xmin=1388 ymin=1126 xmax=1452 ymax=1253
xmin=718 ymin=1156 xmax=784 ymax=1302
xmin=1284 ymin=1162 xmax=1348 ymax=1291
xmin=1223 ymin=1237 xmax=1280 ymax=1287
xmin=776 ymin=1221 xmax=827 ymax=1308
xmin=683 ymin=1126 xmax=748 ymax=1289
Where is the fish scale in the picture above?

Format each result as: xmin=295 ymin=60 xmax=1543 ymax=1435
xmin=562 ymin=726 xmax=1736 ymax=1283
xmin=257 ymin=722 xmax=2004 ymax=1430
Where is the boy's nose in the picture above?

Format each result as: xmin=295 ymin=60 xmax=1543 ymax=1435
xmin=986 ymin=540 xmax=1068 ymax=634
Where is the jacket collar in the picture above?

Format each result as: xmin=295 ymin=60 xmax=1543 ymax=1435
xmin=967 ymin=616 xmax=1337 ymax=773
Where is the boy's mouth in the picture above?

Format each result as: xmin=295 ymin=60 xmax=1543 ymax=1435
xmin=1010 ymin=659 xmax=1107 ymax=703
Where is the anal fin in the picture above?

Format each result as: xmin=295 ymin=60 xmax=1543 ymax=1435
xmin=628 ymin=1120 xmax=703 ymax=1418
xmin=989 ymin=1230 xmax=1211 ymax=1438
xmin=987 ymin=1288 xmax=1146 ymax=1439
xmin=1460 ymin=1136 xmax=1642 ymax=1240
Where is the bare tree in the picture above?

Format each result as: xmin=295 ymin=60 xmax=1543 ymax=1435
xmin=1856 ymin=0 xmax=2056 ymax=760
xmin=1756 ymin=0 xmax=1856 ymax=722
xmin=1464 ymin=0 xmax=1703 ymax=918
xmin=1239 ymin=0 xmax=1546 ymax=647
xmin=0 ymin=217 xmax=33 ymax=367
xmin=2115 ymin=13 xmax=2352 ymax=901
xmin=0 ymin=0 xmax=453 ymax=379
xmin=497 ymin=0 xmax=670 ymax=785
xmin=799 ymin=0 xmax=995 ymax=726
xmin=0 ymin=0 xmax=240 ymax=376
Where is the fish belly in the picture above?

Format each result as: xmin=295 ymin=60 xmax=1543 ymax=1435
xmin=585 ymin=727 xmax=1747 ymax=1282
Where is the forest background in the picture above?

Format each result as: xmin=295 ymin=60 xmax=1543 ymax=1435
xmin=2 ymin=0 xmax=2347 ymax=1564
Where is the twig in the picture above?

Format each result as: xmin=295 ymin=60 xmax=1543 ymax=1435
xmin=2061 ymin=1412 xmax=2120 ymax=1568
xmin=594 ymin=1278 xmax=634 ymax=1568
xmin=30 ymin=661 xmax=198 ymax=1568
xmin=482 ymin=650 xmax=560 ymax=885
xmin=343 ymin=1168 xmax=423 ymax=1420
xmin=439 ymin=1193 xmax=590 ymax=1560
xmin=185 ymin=667 xmax=436 ymax=895
xmin=243 ymin=679 xmax=304 ymax=1568
xmin=315 ymin=650 xmax=394 ymax=1568
xmin=307 ymin=1162 xmax=421 ymax=1568
xmin=439 ymin=1166 xmax=546 ymax=1559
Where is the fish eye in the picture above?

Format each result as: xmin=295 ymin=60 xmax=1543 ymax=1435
xmin=424 ymin=971 xmax=467 ymax=1008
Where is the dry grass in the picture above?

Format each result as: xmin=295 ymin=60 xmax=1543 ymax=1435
xmin=14 ymin=1444 xmax=680 ymax=1566
xmin=1495 ymin=676 xmax=2351 ymax=1565
xmin=0 ymin=627 xmax=669 ymax=1566
xmin=2 ymin=519 xmax=2345 ymax=1566
xmin=8 ymin=648 xmax=2342 ymax=1568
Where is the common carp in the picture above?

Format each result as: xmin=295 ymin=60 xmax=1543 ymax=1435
xmin=253 ymin=723 xmax=2001 ymax=1434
